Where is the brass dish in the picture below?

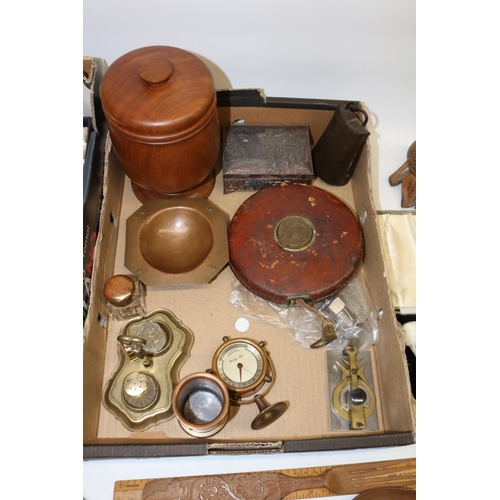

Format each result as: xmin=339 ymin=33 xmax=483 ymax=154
xmin=102 ymin=309 xmax=195 ymax=431
xmin=125 ymin=198 xmax=229 ymax=286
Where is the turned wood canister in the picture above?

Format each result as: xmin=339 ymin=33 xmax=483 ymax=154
xmin=100 ymin=46 xmax=220 ymax=202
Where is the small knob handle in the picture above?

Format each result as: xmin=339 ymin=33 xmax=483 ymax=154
xmin=137 ymin=57 xmax=173 ymax=86
xmin=117 ymin=335 xmax=151 ymax=366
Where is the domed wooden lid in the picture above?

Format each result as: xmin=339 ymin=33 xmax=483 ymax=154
xmin=228 ymin=183 xmax=364 ymax=304
xmin=101 ymin=46 xmax=216 ymax=141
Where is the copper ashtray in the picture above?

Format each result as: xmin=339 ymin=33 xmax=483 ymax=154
xmin=125 ymin=198 xmax=229 ymax=286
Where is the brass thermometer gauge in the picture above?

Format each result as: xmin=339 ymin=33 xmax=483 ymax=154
xmin=210 ymin=336 xmax=289 ymax=430
xmin=212 ymin=337 xmax=269 ymax=397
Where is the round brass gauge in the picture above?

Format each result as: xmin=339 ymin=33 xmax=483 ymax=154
xmin=210 ymin=336 xmax=289 ymax=431
xmin=211 ymin=336 xmax=270 ymax=399
xmin=274 ymin=215 xmax=316 ymax=251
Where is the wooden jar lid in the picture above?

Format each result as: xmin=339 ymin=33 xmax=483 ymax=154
xmin=103 ymin=275 xmax=136 ymax=307
xmin=101 ymin=46 xmax=216 ymax=141
xmin=228 ymin=184 xmax=364 ymax=304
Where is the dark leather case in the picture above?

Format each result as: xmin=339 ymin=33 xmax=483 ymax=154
xmin=312 ymin=102 xmax=370 ymax=186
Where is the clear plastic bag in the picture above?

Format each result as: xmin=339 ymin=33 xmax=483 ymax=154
xmin=229 ymin=271 xmax=379 ymax=350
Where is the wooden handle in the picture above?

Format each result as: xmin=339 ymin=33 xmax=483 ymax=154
xmin=113 ymin=458 xmax=416 ymax=500
xmin=142 ymin=472 xmax=322 ymax=500
xmin=141 ymin=459 xmax=416 ymax=499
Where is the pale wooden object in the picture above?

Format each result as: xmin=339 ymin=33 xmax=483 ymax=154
xmin=134 ymin=458 xmax=416 ymax=499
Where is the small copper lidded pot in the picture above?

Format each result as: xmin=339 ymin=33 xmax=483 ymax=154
xmin=100 ymin=45 xmax=220 ymax=203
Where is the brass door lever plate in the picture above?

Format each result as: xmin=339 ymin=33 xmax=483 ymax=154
xmin=327 ymin=346 xmax=378 ymax=431
xmin=102 ymin=309 xmax=195 ymax=431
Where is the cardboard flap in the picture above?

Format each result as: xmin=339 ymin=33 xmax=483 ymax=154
xmin=83 ymin=56 xmax=108 ymax=135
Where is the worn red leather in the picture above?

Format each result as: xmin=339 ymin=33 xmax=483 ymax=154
xmin=228 ymin=183 xmax=364 ymax=304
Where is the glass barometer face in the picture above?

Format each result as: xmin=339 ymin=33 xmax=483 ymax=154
xmin=211 ymin=336 xmax=289 ymax=430
xmin=215 ymin=340 xmax=265 ymax=390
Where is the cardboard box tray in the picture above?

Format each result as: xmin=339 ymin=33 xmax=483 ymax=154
xmin=83 ymin=90 xmax=415 ymax=459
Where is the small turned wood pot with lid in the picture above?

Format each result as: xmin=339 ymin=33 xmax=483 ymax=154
xmin=101 ymin=46 xmax=220 ymax=203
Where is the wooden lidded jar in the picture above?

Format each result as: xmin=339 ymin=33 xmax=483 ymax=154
xmin=101 ymin=46 xmax=220 ymax=203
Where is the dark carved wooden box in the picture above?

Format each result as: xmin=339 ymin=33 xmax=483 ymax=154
xmin=222 ymin=125 xmax=314 ymax=193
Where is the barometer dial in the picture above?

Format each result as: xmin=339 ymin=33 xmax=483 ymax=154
xmin=212 ymin=338 xmax=269 ymax=396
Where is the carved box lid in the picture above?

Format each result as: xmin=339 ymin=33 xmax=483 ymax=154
xmin=222 ymin=125 xmax=314 ymax=193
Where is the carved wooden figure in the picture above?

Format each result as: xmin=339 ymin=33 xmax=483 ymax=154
xmin=389 ymin=141 xmax=416 ymax=208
